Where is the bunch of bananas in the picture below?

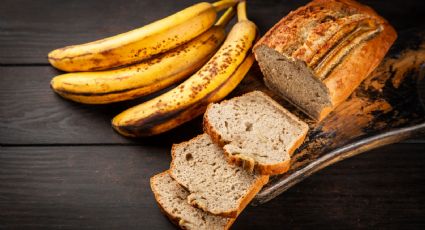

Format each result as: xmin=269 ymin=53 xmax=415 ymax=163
xmin=49 ymin=0 xmax=257 ymax=137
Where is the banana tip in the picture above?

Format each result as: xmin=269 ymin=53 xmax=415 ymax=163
xmin=50 ymin=79 xmax=55 ymax=89
xmin=111 ymin=123 xmax=137 ymax=138
xmin=47 ymin=50 xmax=56 ymax=60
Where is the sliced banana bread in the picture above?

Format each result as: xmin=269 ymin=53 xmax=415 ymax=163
xmin=150 ymin=171 xmax=234 ymax=230
xmin=204 ymin=91 xmax=308 ymax=175
xmin=170 ymin=134 xmax=269 ymax=218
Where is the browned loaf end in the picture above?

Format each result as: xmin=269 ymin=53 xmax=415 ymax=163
xmin=253 ymin=0 xmax=397 ymax=121
xmin=204 ymin=91 xmax=308 ymax=175
xmin=170 ymin=134 xmax=269 ymax=218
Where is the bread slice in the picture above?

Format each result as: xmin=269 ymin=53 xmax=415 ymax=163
xmin=170 ymin=134 xmax=269 ymax=218
xmin=253 ymin=0 xmax=397 ymax=121
xmin=204 ymin=91 xmax=308 ymax=175
xmin=150 ymin=171 xmax=234 ymax=230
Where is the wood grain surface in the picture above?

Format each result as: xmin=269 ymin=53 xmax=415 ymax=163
xmin=1 ymin=64 xmax=424 ymax=145
xmin=0 ymin=66 xmax=202 ymax=145
xmin=1 ymin=144 xmax=424 ymax=229
xmin=1 ymin=0 xmax=424 ymax=64
xmin=1 ymin=0 xmax=425 ymax=229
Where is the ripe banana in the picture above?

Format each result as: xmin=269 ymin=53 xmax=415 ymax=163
xmin=50 ymin=7 xmax=236 ymax=104
xmin=48 ymin=0 xmax=238 ymax=72
xmin=112 ymin=1 xmax=257 ymax=137
xmin=119 ymin=54 xmax=255 ymax=137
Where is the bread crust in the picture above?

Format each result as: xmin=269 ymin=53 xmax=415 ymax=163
xmin=322 ymin=16 xmax=396 ymax=112
xmin=150 ymin=172 xmax=187 ymax=228
xmin=169 ymin=134 xmax=269 ymax=218
xmin=253 ymin=0 xmax=397 ymax=121
xmin=150 ymin=171 xmax=235 ymax=230
xmin=203 ymin=91 xmax=308 ymax=175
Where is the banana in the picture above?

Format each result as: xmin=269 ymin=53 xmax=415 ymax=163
xmin=50 ymin=7 xmax=236 ymax=104
xmin=112 ymin=1 xmax=257 ymax=137
xmin=48 ymin=0 xmax=238 ymax=72
xmin=119 ymin=54 xmax=255 ymax=137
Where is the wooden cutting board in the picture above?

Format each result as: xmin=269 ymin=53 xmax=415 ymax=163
xmin=225 ymin=28 xmax=425 ymax=204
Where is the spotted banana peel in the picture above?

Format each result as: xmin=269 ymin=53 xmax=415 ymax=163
xmin=48 ymin=0 xmax=238 ymax=72
xmin=112 ymin=1 xmax=257 ymax=137
xmin=50 ymin=7 xmax=236 ymax=104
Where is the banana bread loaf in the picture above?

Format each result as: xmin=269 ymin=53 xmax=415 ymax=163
xmin=253 ymin=0 xmax=397 ymax=120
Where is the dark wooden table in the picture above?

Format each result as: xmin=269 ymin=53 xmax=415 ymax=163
xmin=1 ymin=0 xmax=425 ymax=229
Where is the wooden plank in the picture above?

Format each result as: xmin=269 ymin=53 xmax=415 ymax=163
xmin=237 ymin=143 xmax=425 ymax=229
xmin=1 ymin=65 xmax=424 ymax=145
xmin=0 ymin=66 xmax=204 ymax=145
xmin=1 ymin=0 xmax=424 ymax=64
xmin=0 ymin=0 xmax=203 ymax=64
xmin=0 ymin=143 xmax=424 ymax=229
xmin=0 ymin=145 xmax=172 ymax=229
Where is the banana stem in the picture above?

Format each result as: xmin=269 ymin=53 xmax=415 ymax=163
xmin=215 ymin=7 xmax=236 ymax=27
xmin=237 ymin=1 xmax=248 ymax=21
xmin=212 ymin=0 xmax=238 ymax=12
